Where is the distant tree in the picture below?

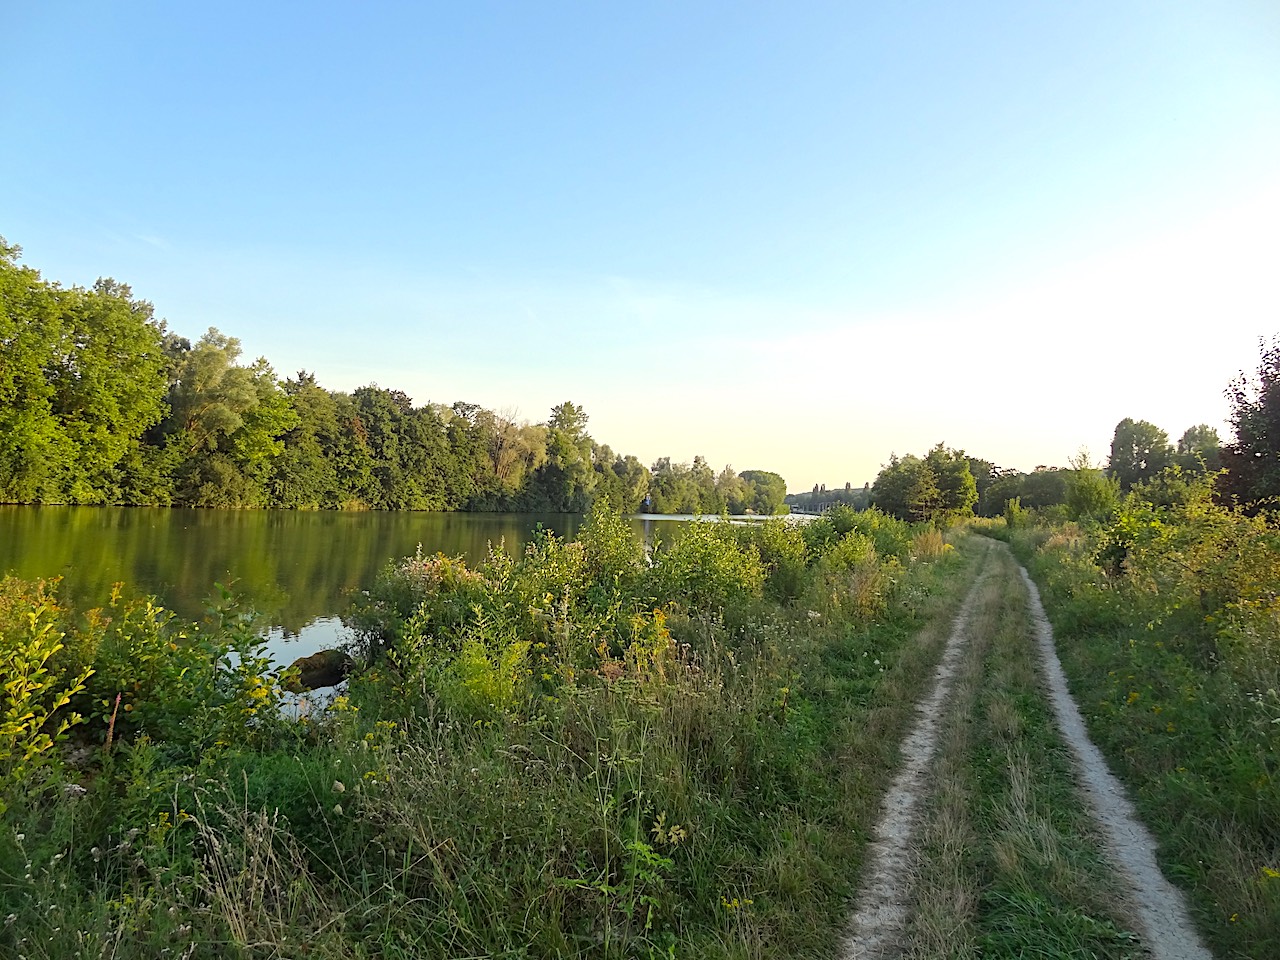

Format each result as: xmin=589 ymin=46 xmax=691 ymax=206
xmin=1020 ymin=467 xmax=1069 ymax=509
xmin=270 ymin=372 xmax=344 ymax=508
xmin=164 ymin=331 xmax=298 ymax=506
xmin=874 ymin=446 xmax=976 ymax=523
xmin=1175 ymin=424 xmax=1221 ymax=476
xmin=716 ymin=466 xmax=751 ymax=514
xmin=872 ymin=454 xmax=938 ymax=522
xmin=924 ymin=444 xmax=978 ymax=520
xmin=691 ymin=456 xmax=720 ymax=512
xmin=1064 ymin=449 xmax=1119 ymax=522
xmin=0 ymin=241 xmax=75 ymax=501
xmin=739 ymin=469 xmax=787 ymax=514
xmin=1220 ymin=337 xmax=1280 ymax=511
xmin=533 ymin=402 xmax=597 ymax=511
xmin=1107 ymin=418 xmax=1173 ymax=490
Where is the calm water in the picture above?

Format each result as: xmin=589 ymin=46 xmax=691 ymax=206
xmin=0 ymin=506 xmax=688 ymax=666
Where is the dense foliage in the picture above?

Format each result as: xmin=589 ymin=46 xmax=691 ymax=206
xmin=1220 ymin=336 xmax=1280 ymax=512
xmin=0 ymin=508 xmax=966 ymax=958
xmin=870 ymin=443 xmax=978 ymax=523
xmin=0 ymin=240 xmax=786 ymax=513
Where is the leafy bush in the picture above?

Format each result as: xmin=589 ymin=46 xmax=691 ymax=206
xmin=648 ymin=519 xmax=765 ymax=617
xmin=0 ymin=577 xmax=91 ymax=814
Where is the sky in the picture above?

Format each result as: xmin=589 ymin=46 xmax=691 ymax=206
xmin=3 ymin=1 xmax=1279 ymax=492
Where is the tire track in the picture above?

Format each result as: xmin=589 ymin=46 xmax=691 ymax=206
xmin=1017 ymin=563 xmax=1213 ymax=960
xmin=840 ymin=541 xmax=1214 ymax=960
xmin=839 ymin=541 xmax=994 ymax=959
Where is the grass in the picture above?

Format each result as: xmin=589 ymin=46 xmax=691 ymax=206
xmin=1 ymin=508 xmax=986 ymax=959
xmin=902 ymin=543 xmax=1143 ymax=960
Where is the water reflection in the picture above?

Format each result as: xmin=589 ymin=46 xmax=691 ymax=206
xmin=0 ymin=506 xmax=691 ymax=664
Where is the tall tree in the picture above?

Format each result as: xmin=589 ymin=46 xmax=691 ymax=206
xmin=0 ymin=242 xmax=168 ymax=503
xmin=534 ymin=402 xmax=597 ymax=511
xmin=923 ymin=444 xmax=978 ymax=520
xmin=1220 ymin=338 xmax=1280 ymax=510
xmin=873 ymin=446 xmax=975 ymax=523
xmin=0 ymin=240 xmax=73 ymax=501
xmin=1176 ymin=424 xmax=1221 ymax=476
xmin=739 ymin=469 xmax=787 ymax=514
xmin=1107 ymin=418 xmax=1173 ymax=491
xmin=164 ymin=329 xmax=298 ymax=506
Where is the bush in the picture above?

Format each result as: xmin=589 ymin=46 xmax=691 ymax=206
xmin=0 ymin=577 xmax=91 ymax=814
xmin=648 ymin=520 xmax=765 ymax=618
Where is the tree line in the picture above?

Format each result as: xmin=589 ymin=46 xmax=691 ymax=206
xmin=0 ymin=239 xmax=787 ymax=513
xmin=855 ymin=336 xmax=1277 ymax=525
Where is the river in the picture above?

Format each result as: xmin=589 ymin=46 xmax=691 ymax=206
xmin=0 ymin=506 xmax=693 ymax=667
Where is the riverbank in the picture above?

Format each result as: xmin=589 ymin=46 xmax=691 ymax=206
xmin=1 ymin=506 xmax=967 ymax=958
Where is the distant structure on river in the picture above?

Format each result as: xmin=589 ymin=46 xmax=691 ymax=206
xmin=785 ymin=481 xmax=871 ymax=515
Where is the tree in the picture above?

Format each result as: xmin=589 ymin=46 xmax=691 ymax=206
xmin=873 ymin=446 xmax=976 ymax=523
xmin=163 ymin=329 xmax=298 ymax=506
xmin=1107 ymin=418 xmax=1172 ymax=491
xmin=1220 ymin=337 xmax=1280 ymax=510
xmin=923 ymin=444 xmax=978 ymax=520
xmin=0 ymin=243 xmax=170 ymax=504
xmin=0 ymin=240 xmax=74 ymax=501
xmin=1064 ymin=449 xmax=1119 ymax=522
xmin=739 ymin=469 xmax=787 ymax=514
xmin=716 ymin=466 xmax=750 ymax=514
xmin=533 ymin=402 xmax=597 ymax=511
xmin=269 ymin=372 xmax=345 ymax=508
xmin=1176 ymin=424 xmax=1221 ymax=476
xmin=872 ymin=454 xmax=938 ymax=522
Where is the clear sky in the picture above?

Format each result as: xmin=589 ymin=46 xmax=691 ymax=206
xmin=3 ymin=1 xmax=1279 ymax=492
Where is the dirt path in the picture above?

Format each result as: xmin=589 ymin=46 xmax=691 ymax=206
xmin=840 ymin=540 xmax=1213 ymax=960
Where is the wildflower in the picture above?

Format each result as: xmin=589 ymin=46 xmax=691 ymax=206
xmin=333 ymin=803 xmax=343 ymax=816
xmin=1262 ymin=866 xmax=1280 ymax=881
xmin=332 ymin=780 xmax=345 ymax=794
xmin=1126 ymin=691 xmax=1140 ymax=705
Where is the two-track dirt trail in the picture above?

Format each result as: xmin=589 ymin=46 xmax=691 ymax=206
xmin=839 ymin=538 xmax=1212 ymax=960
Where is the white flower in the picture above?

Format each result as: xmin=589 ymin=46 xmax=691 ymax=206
xmin=332 ymin=780 xmax=345 ymax=794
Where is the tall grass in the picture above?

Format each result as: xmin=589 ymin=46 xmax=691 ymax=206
xmin=1 ymin=509 xmax=975 ymax=959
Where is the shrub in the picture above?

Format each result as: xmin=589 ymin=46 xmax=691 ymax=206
xmin=648 ymin=520 xmax=765 ymax=618
xmin=0 ymin=577 xmax=91 ymax=814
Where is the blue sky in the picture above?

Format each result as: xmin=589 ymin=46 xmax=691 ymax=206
xmin=3 ymin=1 xmax=1279 ymax=490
